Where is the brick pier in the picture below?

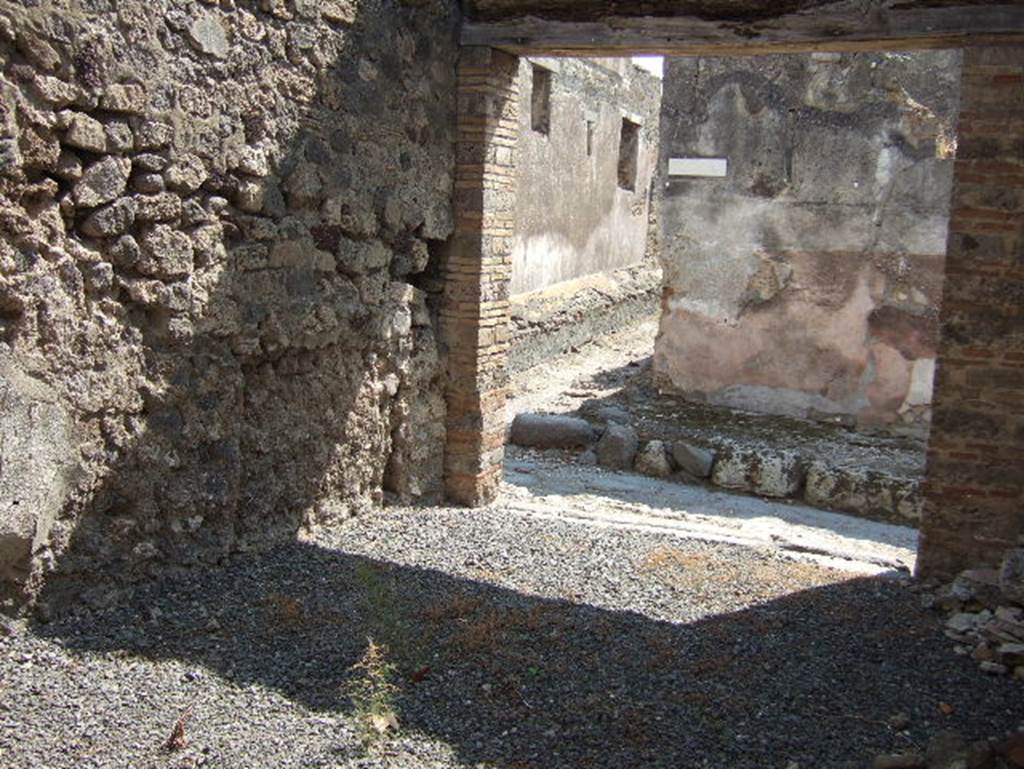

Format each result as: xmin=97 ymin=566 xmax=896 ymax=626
xmin=442 ymin=47 xmax=519 ymax=505
xmin=918 ymin=46 xmax=1024 ymax=576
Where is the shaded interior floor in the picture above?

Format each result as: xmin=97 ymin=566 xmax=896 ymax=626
xmin=6 ymin=507 xmax=1020 ymax=769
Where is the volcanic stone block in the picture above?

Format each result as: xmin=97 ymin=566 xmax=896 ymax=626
xmin=712 ymin=446 xmax=804 ymax=498
xmin=0 ymin=358 xmax=77 ymax=589
xmin=510 ymin=413 xmax=595 ymax=449
xmin=672 ymin=441 xmax=715 ymax=478
xmin=596 ymin=423 xmax=638 ymax=470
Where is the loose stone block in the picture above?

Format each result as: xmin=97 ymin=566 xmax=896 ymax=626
xmin=635 ymin=440 xmax=672 ymax=478
xmin=510 ymin=413 xmax=595 ymax=449
xmin=672 ymin=441 xmax=715 ymax=478
xmin=596 ymin=422 xmax=638 ymax=470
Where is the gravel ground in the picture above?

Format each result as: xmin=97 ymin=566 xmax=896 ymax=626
xmin=1 ymin=320 xmax=1017 ymax=768
xmin=2 ymin=498 xmax=1021 ymax=769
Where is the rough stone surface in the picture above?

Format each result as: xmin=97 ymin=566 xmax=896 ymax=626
xmin=596 ymin=422 xmax=638 ymax=470
xmin=72 ymin=156 xmax=130 ymax=207
xmin=188 ymin=15 xmax=229 ymax=59
xmin=712 ymin=446 xmax=804 ymax=498
xmin=805 ymin=461 xmax=922 ymax=524
xmin=1000 ymin=549 xmax=1024 ymax=607
xmin=0 ymin=0 xmax=459 ymax=610
xmin=634 ymin=439 xmax=672 ymax=478
xmin=0 ymin=357 xmax=77 ymax=601
xmin=101 ymin=84 xmax=146 ymax=114
xmin=655 ymin=51 xmax=960 ymax=436
xmin=672 ymin=441 xmax=715 ymax=478
xmin=63 ymin=112 xmax=106 ymax=153
xmin=79 ymin=197 xmax=137 ymax=238
xmin=510 ymin=413 xmax=595 ymax=449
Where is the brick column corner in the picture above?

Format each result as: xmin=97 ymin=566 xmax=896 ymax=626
xmin=441 ymin=47 xmax=519 ymax=506
xmin=917 ymin=45 xmax=1024 ymax=577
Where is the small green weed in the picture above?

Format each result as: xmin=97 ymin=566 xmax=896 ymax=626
xmin=345 ymin=638 xmax=400 ymax=750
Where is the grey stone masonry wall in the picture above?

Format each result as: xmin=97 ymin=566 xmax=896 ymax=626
xmin=0 ymin=0 xmax=459 ymax=612
xmin=655 ymin=51 xmax=960 ymax=436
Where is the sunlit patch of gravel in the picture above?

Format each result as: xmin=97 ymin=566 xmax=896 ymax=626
xmin=1 ymin=503 xmax=1021 ymax=769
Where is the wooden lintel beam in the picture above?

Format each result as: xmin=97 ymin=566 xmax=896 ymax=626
xmin=461 ymin=3 xmax=1024 ymax=56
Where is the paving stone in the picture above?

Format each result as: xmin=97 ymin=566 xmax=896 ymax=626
xmin=712 ymin=447 xmax=804 ymax=498
xmin=804 ymin=461 xmax=921 ymax=523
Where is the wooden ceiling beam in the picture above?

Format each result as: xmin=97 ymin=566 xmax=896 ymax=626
xmin=461 ymin=2 xmax=1024 ymax=56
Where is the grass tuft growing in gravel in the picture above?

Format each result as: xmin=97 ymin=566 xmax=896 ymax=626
xmin=345 ymin=638 xmax=400 ymax=750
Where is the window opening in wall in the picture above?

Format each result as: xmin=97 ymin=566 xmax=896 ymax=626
xmin=586 ymin=119 xmax=595 ymax=156
xmin=617 ymin=117 xmax=640 ymax=190
xmin=531 ymin=65 xmax=552 ymax=135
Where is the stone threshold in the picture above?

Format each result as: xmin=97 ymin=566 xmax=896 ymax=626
xmin=511 ymin=363 xmax=927 ymax=527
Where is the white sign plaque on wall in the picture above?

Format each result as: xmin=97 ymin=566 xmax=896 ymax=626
xmin=668 ymin=157 xmax=728 ymax=178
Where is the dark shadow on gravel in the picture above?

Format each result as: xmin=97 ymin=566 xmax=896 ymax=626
xmin=34 ymin=542 xmax=1020 ymax=769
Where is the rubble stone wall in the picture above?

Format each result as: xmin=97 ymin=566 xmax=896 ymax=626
xmin=655 ymin=51 xmax=961 ymax=436
xmin=0 ymin=0 xmax=459 ymax=612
